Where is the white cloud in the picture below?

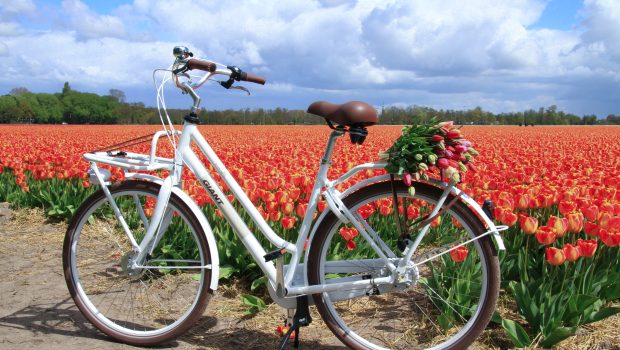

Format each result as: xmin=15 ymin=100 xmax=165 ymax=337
xmin=0 ymin=0 xmax=617 ymax=116
xmin=60 ymin=0 xmax=127 ymax=40
xmin=0 ymin=0 xmax=36 ymax=17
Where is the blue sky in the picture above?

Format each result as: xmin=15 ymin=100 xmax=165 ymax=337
xmin=0 ymin=0 xmax=618 ymax=117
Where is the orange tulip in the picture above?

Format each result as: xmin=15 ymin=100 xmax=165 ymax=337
xmin=449 ymin=245 xmax=469 ymax=263
xmin=566 ymin=212 xmax=584 ymax=233
xmin=520 ymin=216 xmax=538 ymax=235
xmin=379 ymin=205 xmax=392 ymax=216
xmin=269 ymin=211 xmax=281 ymax=222
xmin=548 ymin=216 xmax=568 ymax=237
xmin=281 ymin=216 xmax=296 ymax=230
xmin=281 ymin=202 xmax=294 ymax=215
xmin=516 ymin=194 xmax=529 ymax=210
xmin=562 ymin=244 xmax=580 ymax=262
xmin=296 ymin=203 xmax=308 ymax=218
xmin=546 ymin=247 xmax=566 ymax=266
xmin=407 ymin=205 xmax=420 ymax=220
xmin=536 ymin=226 xmax=557 ymax=245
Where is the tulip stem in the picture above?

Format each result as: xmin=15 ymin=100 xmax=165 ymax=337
xmin=523 ymin=235 xmax=530 ymax=281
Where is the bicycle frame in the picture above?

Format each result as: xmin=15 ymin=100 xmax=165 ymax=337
xmin=86 ymin=121 xmax=507 ymax=304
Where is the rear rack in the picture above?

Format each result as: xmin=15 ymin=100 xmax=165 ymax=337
xmin=84 ymin=130 xmax=180 ymax=171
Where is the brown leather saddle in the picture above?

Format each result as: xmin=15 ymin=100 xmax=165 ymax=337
xmin=307 ymin=101 xmax=378 ymax=127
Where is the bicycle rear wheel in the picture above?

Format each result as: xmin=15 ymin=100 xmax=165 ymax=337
xmin=307 ymin=181 xmax=499 ymax=350
xmin=63 ymin=180 xmax=212 ymax=346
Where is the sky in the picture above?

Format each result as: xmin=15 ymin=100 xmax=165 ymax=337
xmin=0 ymin=0 xmax=618 ymax=117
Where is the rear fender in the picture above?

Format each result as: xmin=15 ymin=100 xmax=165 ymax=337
xmin=303 ymin=174 xmax=506 ymax=283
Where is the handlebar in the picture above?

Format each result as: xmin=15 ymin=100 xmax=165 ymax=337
xmin=170 ymin=46 xmax=266 ymax=113
xmin=186 ymin=58 xmax=216 ymax=73
xmin=181 ymin=56 xmax=266 ymax=86
xmin=240 ymin=71 xmax=266 ymax=85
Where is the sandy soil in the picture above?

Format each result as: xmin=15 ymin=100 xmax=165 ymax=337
xmin=0 ymin=204 xmax=342 ymax=350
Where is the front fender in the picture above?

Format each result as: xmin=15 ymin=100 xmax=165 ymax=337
xmin=126 ymin=174 xmax=220 ymax=291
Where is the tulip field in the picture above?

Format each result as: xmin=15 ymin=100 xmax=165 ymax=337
xmin=1 ymin=124 xmax=620 ymax=348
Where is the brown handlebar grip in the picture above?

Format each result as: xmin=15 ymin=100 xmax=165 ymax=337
xmin=187 ymin=58 xmax=217 ymax=72
xmin=241 ymin=72 xmax=266 ymax=85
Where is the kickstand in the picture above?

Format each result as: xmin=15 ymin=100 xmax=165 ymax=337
xmin=277 ymin=296 xmax=312 ymax=350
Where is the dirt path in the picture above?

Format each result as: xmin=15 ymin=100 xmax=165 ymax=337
xmin=2 ymin=204 xmax=620 ymax=350
xmin=0 ymin=205 xmax=343 ymax=350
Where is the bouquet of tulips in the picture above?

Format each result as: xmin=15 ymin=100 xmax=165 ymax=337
xmin=380 ymin=120 xmax=478 ymax=191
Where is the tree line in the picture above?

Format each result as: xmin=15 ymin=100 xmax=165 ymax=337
xmin=1 ymin=84 xmax=618 ymax=125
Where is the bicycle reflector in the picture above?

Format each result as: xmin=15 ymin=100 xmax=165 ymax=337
xmin=349 ymin=126 xmax=368 ymax=145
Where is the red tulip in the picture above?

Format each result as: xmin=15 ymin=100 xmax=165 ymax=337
xmin=562 ymin=244 xmax=580 ymax=262
xmin=583 ymin=205 xmax=599 ymax=222
xmin=559 ymin=201 xmax=577 ymax=216
xmin=437 ymin=158 xmax=450 ymax=169
xmin=403 ymin=172 xmax=412 ymax=186
xmin=599 ymin=229 xmax=620 ymax=247
xmin=536 ymin=226 xmax=557 ymax=245
xmin=520 ymin=216 xmax=538 ymax=235
xmin=431 ymin=134 xmax=444 ymax=142
xmin=500 ymin=211 xmax=518 ymax=227
xmin=577 ymin=239 xmax=597 ymax=257
xmin=546 ymin=247 xmax=566 ymax=266
xmin=339 ymin=227 xmax=359 ymax=241
xmin=357 ymin=203 xmax=375 ymax=219
xmin=346 ymin=239 xmax=357 ymax=251
xmin=584 ymin=222 xmax=600 ymax=237
xmin=449 ymin=245 xmax=469 ymax=263
xmin=447 ymin=130 xmax=461 ymax=139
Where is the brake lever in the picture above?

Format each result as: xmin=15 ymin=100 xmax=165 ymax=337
xmin=230 ymin=85 xmax=251 ymax=95
xmin=218 ymin=80 xmax=250 ymax=95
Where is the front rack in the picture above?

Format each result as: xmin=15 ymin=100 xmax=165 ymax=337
xmin=84 ymin=130 xmax=180 ymax=171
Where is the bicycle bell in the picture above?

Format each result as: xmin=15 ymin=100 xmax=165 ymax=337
xmin=173 ymin=46 xmax=193 ymax=59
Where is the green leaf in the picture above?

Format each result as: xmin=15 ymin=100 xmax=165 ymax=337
xmin=241 ymin=294 xmax=266 ymax=315
xmin=437 ymin=313 xmax=453 ymax=330
xmin=250 ymin=276 xmax=267 ymax=291
xmin=539 ymin=326 xmax=577 ymax=348
xmin=585 ymin=306 xmax=620 ymax=324
xmin=219 ymin=265 xmax=234 ymax=279
xmin=501 ymin=319 xmax=531 ymax=348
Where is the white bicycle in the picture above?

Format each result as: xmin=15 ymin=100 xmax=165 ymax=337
xmin=63 ymin=46 xmax=506 ymax=350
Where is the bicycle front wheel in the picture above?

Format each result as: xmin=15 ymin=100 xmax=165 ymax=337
xmin=307 ymin=181 xmax=499 ymax=350
xmin=63 ymin=180 xmax=212 ymax=346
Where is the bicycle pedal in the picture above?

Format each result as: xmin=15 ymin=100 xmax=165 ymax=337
xmin=264 ymin=248 xmax=286 ymax=262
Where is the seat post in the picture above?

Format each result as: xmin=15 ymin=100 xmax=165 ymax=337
xmin=321 ymin=127 xmax=345 ymax=165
